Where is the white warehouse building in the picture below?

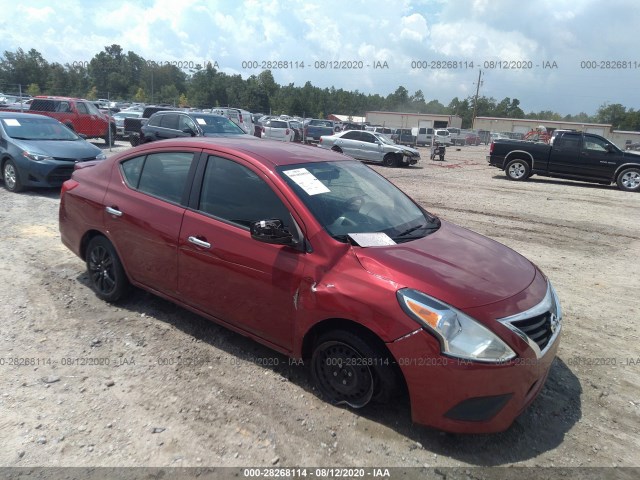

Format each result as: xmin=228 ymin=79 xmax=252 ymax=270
xmin=473 ymin=116 xmax=640 ymax=149
xmin=365 ymin=111 xmax=462 ymax=130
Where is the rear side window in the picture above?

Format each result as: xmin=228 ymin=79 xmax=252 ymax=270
xmin=30 ymin=99 xmax=57 ymax=112
xmin=76 ymin=102 xmax=88 ymax=114
xmin=198 ymin=155 xmax=291 ymax=228
xmin=122 ymin=152 xmax=195 ymax=203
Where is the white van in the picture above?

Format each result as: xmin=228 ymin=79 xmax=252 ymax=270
xmin=210 ymin=107 xmax=254 ymax=134
xmin=411 ymin=126 xmax=434 ymax=146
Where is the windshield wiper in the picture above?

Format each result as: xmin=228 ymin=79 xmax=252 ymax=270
xmin=393 ymin=222 xmax=439 ymax=241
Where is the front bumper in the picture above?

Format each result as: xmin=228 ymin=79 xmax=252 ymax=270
xmin=388 ymin=328 xmax=559 ymax=433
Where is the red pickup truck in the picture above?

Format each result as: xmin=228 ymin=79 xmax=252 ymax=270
xmin=3 ymin=96 xmax=116 ymax=145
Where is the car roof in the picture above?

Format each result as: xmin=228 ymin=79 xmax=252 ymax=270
xmin=128 ymin=137 xmax=350 ymax=167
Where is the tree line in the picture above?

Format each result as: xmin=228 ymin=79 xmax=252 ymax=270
xmin=1 ymin=45 xmax=639 ymax=130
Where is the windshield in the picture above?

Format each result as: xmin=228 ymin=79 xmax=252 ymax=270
xmin=1 ymin=117 xmax=79 ymax=141
xmin=195 ymin=115 xmax=245 ymax=134
xmin=278 ymin=161 xmax=439 ymax=243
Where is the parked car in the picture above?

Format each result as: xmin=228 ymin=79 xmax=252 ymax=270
xmin=59 ymin=137 xmax=562 ymax=434
xmin=393 ymin=128 xmax=416 ymax=146
xmin=434 ymin=128 xmax=452 ymax=146
xmin=140 ymin=111 xmax=255 ymax=143
xmin=319 ymin=130 xmax=420 ymax=167
xmin=113 ymin=111 xmax=142 ymax=139
xmin=2 ymin=96 xmax=116 ymax=145
xmin=210 ymin=107 xmax=254 ymax=135
xmin=304 ymin=119 xmax=337 ymax=144
xmin=411 ymin=126 xmax=435 ymax=147
xmin=289 ymin=120 xmax=304 ymax=142
xmin=0 ymin=112 xmax=106 ymax=192
xmin=261 ymin=118 xmax=295 ymax=142
xmin=464 ymin=130 xmax=482 ymax=146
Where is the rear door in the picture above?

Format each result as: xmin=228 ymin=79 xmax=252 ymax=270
xmin=103 ymin=149 xmax=200 ymax=295
xmin=548 ymin=132 xmax=581 ymax=174
xmin=177 ymin=154 xmax=305 ymax=350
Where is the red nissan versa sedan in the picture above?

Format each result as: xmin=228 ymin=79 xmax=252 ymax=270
xmin=59 ymin=137 xmax=562 ymax=433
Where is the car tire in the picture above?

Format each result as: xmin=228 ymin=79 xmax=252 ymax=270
xmin=311 ymin=330 xmax=398 ymax=408
xmin=86 ymin=236 xmax=130 ymax=303
xmin=331 ymin=146 xmax=343 ymax=154
xmin=616 ymin=167 xmax=640 ymax=192
xmin=383 ymin=153 xmax=398 ymax=167
xmin=505 ymin=159 xmax=530 ymax=181
xmin=2 ymin=159 xmax=24 ymax=193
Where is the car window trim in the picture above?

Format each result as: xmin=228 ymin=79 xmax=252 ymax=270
xmin=117 ymin=148 xmax=205 ymax=206
xmin=187 ymin=150 xmax=306 ymax=235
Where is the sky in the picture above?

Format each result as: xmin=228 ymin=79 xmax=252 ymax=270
xmin=1 ymin=0 xmax=639 ymax=116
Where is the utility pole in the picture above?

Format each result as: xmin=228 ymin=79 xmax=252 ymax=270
xmin=471 ymin=70 xmax=483 ymax=129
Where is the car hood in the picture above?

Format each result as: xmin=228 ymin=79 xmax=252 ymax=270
xmin=393 ymin=144 xmax=419 ymax=155
xmin=353 ymin=220 xmax=536 ymax=309
xmin=12 ymin=139 xmax=103 ymax=159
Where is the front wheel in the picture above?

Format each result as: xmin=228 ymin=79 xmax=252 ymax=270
xmin=383 ymin=153 xmax=398 ymax=167
xmin=616 ymin=167 xmax=640 ymax=192
xmin=311 ymin=330 xmax=398 ymax=408
xmin=2 ymin=159 xmax=24 ymax=192
xmin=86 ymin=236 xmax=130 ymax=302
xmin=505 ymin=159 xmax=530 ymax=181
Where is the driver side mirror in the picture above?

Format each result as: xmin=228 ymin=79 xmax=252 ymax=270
xmin=182 ymin=127 xmax=197 ymax=136
xmin=250 ymin=219 xmax=295 ymax=245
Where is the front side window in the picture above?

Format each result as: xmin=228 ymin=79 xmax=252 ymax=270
xmin=179 ymin=115 xmax=197 ymax=132
xmin=583 ymin=135 xmax=610 ymax=153
xmin=198 ymin=156 xmax=292 ymax=229
xmin=125 ymin=152 xmax=195 ymax=203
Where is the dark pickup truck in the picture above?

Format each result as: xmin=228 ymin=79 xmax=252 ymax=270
xmin=304 ymin=119 xmax=337 ymax=144
xmin=123 ymin=106 xmax=173 ymax=146
xmin=487 ymin=130 xmax=640 ymax=192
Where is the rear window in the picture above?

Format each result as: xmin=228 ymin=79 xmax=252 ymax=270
xmin=270 ymin=120 xmax=288 ymax=128
xmin=30 ymin=99 xmax=58 ymax=112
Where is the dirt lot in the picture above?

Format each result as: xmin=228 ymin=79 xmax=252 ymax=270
xmin=1 ymin=141 xmax=639 ymax=473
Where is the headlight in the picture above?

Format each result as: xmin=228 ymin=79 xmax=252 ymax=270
xmin=22 ymin=151 xmax=54 ymax=162
xmin=397 ymin=289 xmax=516 ymax=363
xmin=96 ymin=153 xmax=107 ymax=160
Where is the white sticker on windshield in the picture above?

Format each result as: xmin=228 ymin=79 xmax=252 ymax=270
xmin=284 ymin=168 xmax=330 ymax=196
xmin=348 ymin=233 xmax=397 ymax=247
xmin=195 ymin=118 xmax=206 ymax=125
xmin=4 ymin=119 xmax=20 ymax=126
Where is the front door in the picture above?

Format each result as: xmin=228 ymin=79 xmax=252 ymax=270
xmin=177 ymin=154 xmax=305 ymax=350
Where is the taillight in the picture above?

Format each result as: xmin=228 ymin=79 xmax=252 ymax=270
xmin=238 ymin=113 xmax=243 ymax=123
xmin=489 ymin=141 xmax=494 ymax=154
xmin=286 ymin=129 xmax=290 ymax=135
xmin=319 ymin=137 xmax=323 ymax=144
xmin=60 ymin=179 xmax=79 ymax=198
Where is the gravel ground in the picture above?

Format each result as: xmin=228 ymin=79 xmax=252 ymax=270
xmin=0 ymin=140 xmax=639 ymax=472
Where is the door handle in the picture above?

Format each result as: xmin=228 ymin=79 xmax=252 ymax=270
xmin=188 ymin=236 xmax=211 ymax=249
xmin=105 ymin=206 xmax=122 ymax=217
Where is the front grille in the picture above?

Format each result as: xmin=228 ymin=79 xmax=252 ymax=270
xmin=498 ymin=283 xmax=562 ymax=359
xmin=510 ymin=313 xmax=553 ymax=351
xmin=52 ymin=156 xmax=97 ymax=162
xmin=46 ymin=166 xmax=74 ymax=185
